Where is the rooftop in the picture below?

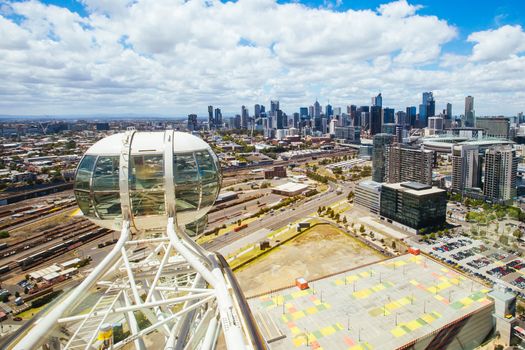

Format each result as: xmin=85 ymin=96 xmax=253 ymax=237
xmin=248 ymin=254 xmax=492 ymax=350
xmin=382 ymin=182 xmax=445 ymax=196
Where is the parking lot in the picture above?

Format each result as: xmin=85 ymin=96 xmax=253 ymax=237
xmin=412 ymin=236 xmax=525 ymax=297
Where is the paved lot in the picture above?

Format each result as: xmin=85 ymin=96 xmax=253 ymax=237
xmin=410 ymin=236 xmax=525 ymax=296
xmin=248 ymin=254 xmax=492 ymax=350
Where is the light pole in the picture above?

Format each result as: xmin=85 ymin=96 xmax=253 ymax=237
xmin=423 ymin=299 xmax=427 ymax=314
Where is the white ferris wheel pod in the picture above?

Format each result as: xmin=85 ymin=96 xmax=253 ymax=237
xmin=10 ymin=130 xmax=267 ymax=350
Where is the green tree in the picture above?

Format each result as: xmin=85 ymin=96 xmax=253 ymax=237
xmin=359 ymin=225 xmax=365 ymax=233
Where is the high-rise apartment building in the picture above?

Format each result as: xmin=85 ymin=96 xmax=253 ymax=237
xmin=385 ymin=145 xmax=434 ymax=185
xmin=208 ymin=105 xmax=214 ymax=129
xmin=214 ymin=108 xmax=222 ymax=128
xmin=451 ymin=144 xmax=482 ymax=193
xmin=372 ymin=133 xmax=394 ymax=182
xmin=187 ymin=114 xmax=198 ymax=131
xmin=446 ymin=103 xmax=452 ymax=119
xmin=483 ymin=146 xmax=518 ymax=203
xmin=465 ymin=96 xmax=475 ymax=127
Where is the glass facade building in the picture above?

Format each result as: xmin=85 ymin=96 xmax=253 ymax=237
xmin=380 ymin=182 xmax=446 ymax=231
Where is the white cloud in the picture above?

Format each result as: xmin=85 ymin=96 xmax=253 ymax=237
xmin=468 ymin=25 xmax=525 ymax=62
xmin=0 ymin=0 xmax=522 ymax=116
xmin=377 ymin=0 xmax=422 ymax=18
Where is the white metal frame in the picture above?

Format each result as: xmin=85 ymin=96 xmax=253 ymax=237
xmin=11 ymin=130 xmax=255 ymax=350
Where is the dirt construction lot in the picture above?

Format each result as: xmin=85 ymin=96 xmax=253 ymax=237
xmin=235 ymin=223 xmax=385 ymax=296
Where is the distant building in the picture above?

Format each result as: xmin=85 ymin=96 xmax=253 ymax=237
xmin=428 ymin=116 xmax=444 ymax=135
xmin=334 ymin=126 xmax=360 ymax=143
xmin=214 ymin=108 xmax=222 ymax=128
xmin=372 ymin=133 xmax=394 ymax=182
xmin=241 ymin=105 xmax=249 ymax=129
xmin=208 ymin=105 xmax=214 ymax=129
xmin=372 ymin=93 xmax=382 ymax=107
xmin=385 ymin=145 xmax=434 ymax=185
xmin=406 ymin=106 xmax=417 ymax=127
xmin=264 ymin=166 xmax=287 ymax=179
xmin=370 ymin=106 xmax=382 ymax=135
xmin=465 ymin=95 xmax=475 ymax=127
xmin=272 ymin=182 xmax=309 ymax=196
xmin=355 ymin=180 xmax=382 ymax=214
xmin=187 ymin=114 xmax=198 ymax=131
xmin=380 ymin=182 xmax=447 ymax=232
xmin=382 ymin=108 xmax=395 ymax=124
xmin=476 ymin=117 xmax=510 ymax=139
xmin=483 ymin=146 xmax=518 ymax=203
xmin=451 ymin=144 xmax=482 ymax=193
xmin=419 ymin=92 xmax=435 ymax=128
xmin=95 ymin=123 xmax=110 ymax=131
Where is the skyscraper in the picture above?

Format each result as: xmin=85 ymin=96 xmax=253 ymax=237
xmin=208 ymin=105 xmax=214 ymax=129
xmin=372 ymin=93 xmax=382 ymax=107
xmin=372 ymin=133 xmax=394 ymax=182
xmin=451 ymin=144 xmax=482 ymax=193
xmin=483 ymin=146 xmax=518 ymax=203
xmin=270 ymin=100 xmax=279 ymax=116
xmin=276 ymin=109 xmax=285 ymax=129
xmin=314 ymin=100 xmax=322 ymax=118
xmin=241 ymin=105 xmax=249 ymax=129
xmin=299 ymin=107 xmax=308 ymax=118
xmin=370 ymin=105 xmax=382 ymax=135
xmin=382 ymin=108 xmax=395 ymax=124
xmin=187 ymin=114 xmax=198 ymax=131
xmin=465 ymin=96 xmax=475 ymax=127
xmin=325 ymin=103 xmax=333 ymax=117
xmin=214 ymin=108 xmax=222 ymax=128
xmin=419 ymin=92 xmax=435 ymax=128
xmin=385 ymin=145 xmax=434 ymax=185
xmin=406 ymin=106 xmax=417 ymax=127
xmin=446 ymin=103 xmax=452 ymax=119
xmin=254 ymin=104 xmax=261 ymax=118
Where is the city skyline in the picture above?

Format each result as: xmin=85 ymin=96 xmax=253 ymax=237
xmin=1 ymin=0 xmax=525 ymax=116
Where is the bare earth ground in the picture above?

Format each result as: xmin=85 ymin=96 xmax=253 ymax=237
xmin=235 ymin=224 xmax=384 ymax=297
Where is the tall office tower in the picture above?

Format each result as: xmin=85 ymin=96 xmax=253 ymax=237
xmin=385 ymin=145 xmax=434 ymax=185
xmin=187 ymin=114 xmax=198 ymax=131
xmin=308 ymin=105 xmax=314 ymax=119
xmin=260 ymin=105 xmax=265 ymax=113
xmin=299 ymin=107 xmax=308 ymax=118
xmin=208 ymin=105 xmax=214 ymax=129
xmin=276 ymin=109 xmax=285 ymax=129
xmin=270 ymin=100 xmax=279 ymax=116
xmin=321 ymin=117 xmax=328 ymax=134
xmin=372 ymin=93 xmax=382 ymax=107
xmin=370 ymin=105 xmax=382 ymax=135
xmin=214 ymin=108 xmax=222 ymax=128
xmin=349 ymin=105 xmax=357 ymax=125
xmin=465 ymin=96 xmax=475 ymax=127
xmin=254 ymin=104 xmax=261 ymax=118
xmin=293 ymin=112 xmax=300 ymax=129
xmin=241 ymin=105 xmax=249 ymax=129
xmin=406 ymin=106 xmax=417 ymax=127
xmin=383 ymin=108 xmax=395 ymax=124
xmin=314 ymin=100 xmax=322 ymax=118
xmin=396 ymin=111 xmax=407 ymax=126
xmin=233 ymin=114 xmax=241 ymax=129
xmin=372 ymin=133 xmax=394 ymax=182
xmin=483 ymin=146 xmax=518 ymax=203
xmin=325 ymin=103 xmax=333 ymax=117
xmin=451 ymin=144 xmax=482 ymax=193
xmin=446 ymin=103 xmax=452 ymax=119
xmin=333 ymin=107 xmax=341 ymax=117
xmin=419 ymin=92 xmax=435 ymax=128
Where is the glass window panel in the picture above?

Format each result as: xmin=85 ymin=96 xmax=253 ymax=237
xmin=130 ymin=155 xmax=164 ymax=190
xmin=174 ymin=153 xmax=199 ymax=184
xmin=75 ymin=190 xmax=94 ymax=216
xmin=200 ymin=182 xmax=219 ymax=209
xmin=94 ymin=192 xmax=121 ymax=219
xmin=93 ymin=156 xmax=119 ymax=191
xmin=195 ymin=151 xmax=217 ymax=183
xmin=75 ymin=155 xmax=96 ymax=191
xmin=175 ymin=186 xmax=201 ymax=212
xmin=131 ymin=191 xmax=165 ymax=216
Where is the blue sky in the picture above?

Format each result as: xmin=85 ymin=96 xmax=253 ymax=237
xmin=1 ymin=0 xmax=525 ymax=116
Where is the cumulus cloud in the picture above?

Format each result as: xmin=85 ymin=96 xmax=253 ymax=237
xmin=468 ymin=25 xmax=525 ymax=62
xmin=0 ymin=0 xmax=522 ymax=116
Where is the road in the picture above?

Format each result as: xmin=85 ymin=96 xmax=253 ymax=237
xmin=203 ymin=182 xmax=350 ymax=253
